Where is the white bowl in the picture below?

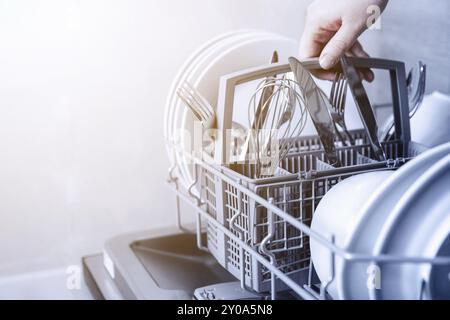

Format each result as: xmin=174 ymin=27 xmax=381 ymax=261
xmin=311 ymin=142 xmax=450 ymax=300
xmin=411 ymin=91 xmax=450 ymax=148
xmin=372 ymin=153 xmax=450 ymax=300
xmin=310 ymin=170 xmax=394 ymax=299
xmin=340 ymin=143 xmax=450 ymax=299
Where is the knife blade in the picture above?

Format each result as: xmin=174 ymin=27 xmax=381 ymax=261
xmin=288 ymin=57 xmax=341 ymax=166
xmin=340 ymin=56 xmax=386 ymax=161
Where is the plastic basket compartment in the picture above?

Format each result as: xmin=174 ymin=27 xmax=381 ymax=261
xmin=200 ymin=130 xmax=407 ymax=292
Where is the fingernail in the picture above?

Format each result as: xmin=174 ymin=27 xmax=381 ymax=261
xmin=319 ymin=54 xmax=336 ymax=69
xmin=367 ymin=70 xmax=375 ymax=82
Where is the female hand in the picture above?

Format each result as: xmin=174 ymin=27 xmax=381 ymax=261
xmin=299 ymin=0 xmax=388 ymax=81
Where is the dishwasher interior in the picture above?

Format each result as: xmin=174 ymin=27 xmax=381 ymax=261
xmin=83 ymin=30 xmax=450 ymax=300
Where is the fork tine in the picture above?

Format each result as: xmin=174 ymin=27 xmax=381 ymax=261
xmin=184 ymin=81 xmax=213 ymax=118
xmin=180 ymin=84 xmax=210 ymax=121
xmin=177 ymin=88 xmax=204 ymax=121
xmin=334 ymin=74 xmax=343 ymax=113
xmin=329 ymin=72 xmax=354 ymax=145
xmin=178 ymin=86 xmax=202 ymax=119
xmin=341 ymin=79 xmax=348 ymax=113
xmin=181 ymin=82 xmax=210 ymax=120
xmin=330 ymin=73 xmax=336 ymax=107
xmin=332 ymin=74 xmax=340 ymax=110
xmin=337 ymin=77 xmax=347 ymax=114
xmin=190 ymin=87 xmax=213 ymax=117
xmin=334 ymin=76 xmax=343 ymax=115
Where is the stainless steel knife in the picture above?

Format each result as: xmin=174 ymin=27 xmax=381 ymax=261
xmin=340 ymin=56 xmax=386 ymax=161
xmin=288 ymin=57 xmax=341 ymax=166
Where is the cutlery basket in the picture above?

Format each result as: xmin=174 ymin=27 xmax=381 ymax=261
xmin=168 ymin=57 xmax=434 ymax=296
xmin=197 ymin=132 xmax=427 ymax=292
xmin=193 ymin=58 xmax=414 ymax=293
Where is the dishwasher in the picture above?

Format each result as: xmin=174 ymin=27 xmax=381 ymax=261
xmin=83 ymin=31 xmax=450 ymax=300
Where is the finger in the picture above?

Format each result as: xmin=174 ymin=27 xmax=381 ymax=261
xmin=344 ymin=50 xmax=366 ymax=79
xmin=298 ymin=24 xmax=324 ymax=59
xmin=348 ymin=43 xmax=374 ymax=82
xmin=349 ymin=40 xmax=370 ymax=58
xmin=309 ymin=70 xmax=337 ymax=81
xmin=362 ymin=69 xmax=375 ymax=82
xmin=308 ymin=51 xmax=364 ymax=81
xmin=319 ymin=23 xmax=362 ymax=69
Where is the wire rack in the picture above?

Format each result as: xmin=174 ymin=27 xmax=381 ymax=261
xmin=201 ymin=130 xmax=403 ymax=292
xmin=166 ymin=57 xmax=450 ymax=300
xmin=167 ymin=128 xmax=450 ymax=299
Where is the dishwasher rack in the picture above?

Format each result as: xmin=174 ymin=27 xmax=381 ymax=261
xmin=167 ymin=130 xmax=450 ymax=300
xmin=166 ymin=57 xmax=450 ymax=299
xmin=199 ymin=131 xmax=402 ymax=293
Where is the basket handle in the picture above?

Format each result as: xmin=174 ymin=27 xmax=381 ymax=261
xmin=214 ymin=58 xmax=325 ymax=164
xmin=214 ymin=57 xmax=410 ymax=164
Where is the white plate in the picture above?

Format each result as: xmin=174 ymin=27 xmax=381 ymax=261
xmin=165 ymin=30 xmax=243 ymax=141
xmin=165 ymin=30 xmax=246 ymax=169
xmin=372 ymin=153 xmax=450 ymax=299
xmin=340 ymin=142 xmax=450 ymax=299
xmin=173 ymin=33 xmax=298 ymax=188
xmin=311 ymin=143 xmax=450 ymax=299
xmin=166 ymin=31 xmax=277 ymax=188
xmin=172 ymin=32 xmax=264 ymax=175
xmin=166 ymin=31 xmax=261 ymax=149
xmin=175 ymin=32 xmax=289 ymax=188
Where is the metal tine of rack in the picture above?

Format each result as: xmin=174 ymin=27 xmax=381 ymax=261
xmin=228 ymin=178 xmax=252 ymax=292
xmin=167 ymin=164 xmax=183 ymax=231
xmin=259 ymin=198 xmax=277 ymax=300
xmin=190 ymin=162 xmax=209 ymax=252
xmin=167 ymin=171 xmax=317 ymax=299
xmin=320 ymin=236 xmax=336 ymax=300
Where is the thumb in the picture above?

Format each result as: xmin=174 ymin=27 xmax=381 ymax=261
xmin=319 ymin=24 xmax=362 ymax=69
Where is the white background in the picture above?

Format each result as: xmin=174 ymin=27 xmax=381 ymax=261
xmin=0 ymin=0 xmax=310 ymax=277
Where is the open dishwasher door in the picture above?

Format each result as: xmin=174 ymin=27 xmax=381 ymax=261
xmin=83 ymin=226 xmax=237 ymax=300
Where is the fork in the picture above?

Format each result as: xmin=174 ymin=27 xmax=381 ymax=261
xmin=176 ymin=81 xmax=216 ymax=129
xmin=329 ymin=72 xmax=355 ymax=145
xmin=177 ymin=81 xmax=247 ymax=157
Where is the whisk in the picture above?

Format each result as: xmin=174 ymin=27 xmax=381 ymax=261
xmin=246 ymin=74 xmax=308 ymax=178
